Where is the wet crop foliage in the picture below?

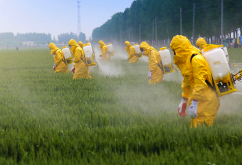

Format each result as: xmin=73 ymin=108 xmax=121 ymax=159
xmin=0 ymin=48 xmax=242 ymax=164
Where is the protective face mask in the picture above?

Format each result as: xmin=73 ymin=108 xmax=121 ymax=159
xmin=142 ymin=50 xmax=145 ymax=54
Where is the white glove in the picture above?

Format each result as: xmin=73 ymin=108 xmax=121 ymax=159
xmin=53 ymin=64 xmax=56 ymax=71
xmin=178 ymin=99 xmax=188 ymax=117
xmin=148 ymin=71 xmax=152 ymax=79
xmin=189 ymin=101 xmax=198 ymax=119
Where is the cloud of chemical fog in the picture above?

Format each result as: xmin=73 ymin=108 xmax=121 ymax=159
xmin=111 ymin=53 xmax=128 ymax=60
xmin=114 ymin=83 xmax=178 ymax=115
xmin=139 ymin=56 xmax=149 ymax=62
xmin=216 ymin=66 xmax=242 ymax=115
xmin=90 ymin=47 xmax=124 ymax=77
xmin=163 ymin=71 xmax=183 ymax=83
xmin=218 ymin=82 xmax=242 ymax=115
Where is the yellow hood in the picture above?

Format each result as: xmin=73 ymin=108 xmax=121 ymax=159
xmin=140 ymin=42 xmax=156 ymax=56
xmin=170 ymin=35 xmax=199 ymax=64
xmin=99 ymin=40 xmax=106 ymax=48
xmin=125 ymin=41 xmax=131 ymax=51
xmin=68 ymin=39 xmax=79 ymax=53
xmin=49 ymin=42 xmax=58 ymax=54
xmin=78 ymin=41 xmax=84 ymax=48
xmin=196 ymin=38 xmax=207 ymax=50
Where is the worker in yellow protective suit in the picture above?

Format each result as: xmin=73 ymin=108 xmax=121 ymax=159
xmin=170 ymin=35 xmax=220 ymax=127
xmin=99 ymin=40 xmax=110 ymax=61
xmin=125 ymin=41 xmax=139 ymax=63
xmin=49 ymin=43 xmax=68 ymax=73
xmin=140 ymin=42 xmax=163 ymax=84
xmin=196 ymin=38 xmax=207 ymax=50
xmin=68 ymin=39 xmax=91 ymax=79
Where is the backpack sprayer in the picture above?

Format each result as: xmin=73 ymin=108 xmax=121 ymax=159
xmin=202 ymin=44 xmax=241 ymax=97
xmin=107 ymin=43 xmax=115 ymax=56
xmin=133 ymin=44 xmax=143 ymax=58
xmin=62 ymin=46 xmax=74 ymax=72
xmin=159 ymin=47 xmax=174 ymax=74
xmin=83 ymin=45 xmax=97 ymax=66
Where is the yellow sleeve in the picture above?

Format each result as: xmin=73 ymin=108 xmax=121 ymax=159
xmin=191 ymin=55 xmax=208 ymax=100
xmin=54 ymin=50 xmax=63 ymax=65
xmin=73 ymin=48 xmax=81 ymax=63
xmin=181 ymin=81 xmax=190 ymax=98
xmin=149 ymin=51 xmax=158 ymax=72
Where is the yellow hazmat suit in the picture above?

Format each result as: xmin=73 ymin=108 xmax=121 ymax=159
xmin=196 ymin=38 xmax=207 ymax=50
xmin=99 ymin=40 xmax=110 ymax=61
xmin=68 ymin=39 xmax=91 ymax=79
xmin=78 ymin=41 xmax=84 ymax=49
xmin=140 ymin=42 xmax=164 ymax=84
xmin=49 ymin=43 xmax=68 ymax=73
xmin=125 ymin=41 xmax=139 ymax=63
xmin=170 ymin=35 xmax=220 ymax=127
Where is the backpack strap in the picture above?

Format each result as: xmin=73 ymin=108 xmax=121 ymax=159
xmin=190 ymin=54 xmax=217 ymax=92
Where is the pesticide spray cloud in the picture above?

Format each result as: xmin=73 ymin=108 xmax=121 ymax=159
xmin=217 ymin=66 xmax=242 ymax=115
xmin=90 ymin=47 xmax=124 ymax=77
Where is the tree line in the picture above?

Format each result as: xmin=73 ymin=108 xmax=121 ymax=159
xmin=92 ymin=0 xmax=242 ymax=44
xmin=58 ymin=32 xmax=86 ymax=44
xmin=0 ymin=32 xmax=86 ymax=47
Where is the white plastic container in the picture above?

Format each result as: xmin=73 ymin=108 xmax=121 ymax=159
xmin=203 ymin=47 xmax=230 ymax=81
xmin=159 ymin=48 xmax=172 ymax=66
xmin=62 ymin=47 xmax=72 ymax=59
xmin=83 ymin=45 xmax=93 ymax=58
xmin=222 ymin=47 xmax=229 ymax=62
xmin=134 ymin=45 xmax=141 ymax=54
xmin=107 ymin=44 xmax=114 ymax=52
xmin=68 ymin=63 xmax=74 ymax=72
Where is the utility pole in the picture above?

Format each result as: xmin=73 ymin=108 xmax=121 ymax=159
xmin=139 ymin=24 xmax=141 ymax=43
xmin=192 ymin=3 xmax=195 ymax=45
xmin=180 ymin=8 xmax=182 ymax=35
xmin=166 ymin=21 xmax=169 ymax=42
xmin=120 ymin=30 xmax=122 ymax=44
xmin=153 ymin=20 xmax=155 ymax=45
xmin=131 ymin=27 xmax=133 ymax=41
xmin=221 ymin=0 xmax=223 ymax=44
xmin=155 ymin=18 xmax=157 ymax=46
xmin=77 ymin=0 xmax=81 ymax=36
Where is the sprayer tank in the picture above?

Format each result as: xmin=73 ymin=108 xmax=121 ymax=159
xmin=62 ymin=47 xmax=72 ymax=59
xmin=107 ymin=44 xmax=114 ymax=52
xmin=134 ymin=45 xmax=141 ymax=54
xmin=159 ymin=49 xmax=172 ymax=66
xmin=203 ymin=48 xmax=230 ymax=81
xmin=83 ymin=45 xmax=93 ymax=58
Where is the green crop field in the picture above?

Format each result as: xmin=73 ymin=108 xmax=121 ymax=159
xmin=0 ymin=48 xmax=242 ymax=164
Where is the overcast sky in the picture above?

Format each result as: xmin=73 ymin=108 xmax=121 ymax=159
xmin=0 ymin=0 xmax=134 ymax=40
